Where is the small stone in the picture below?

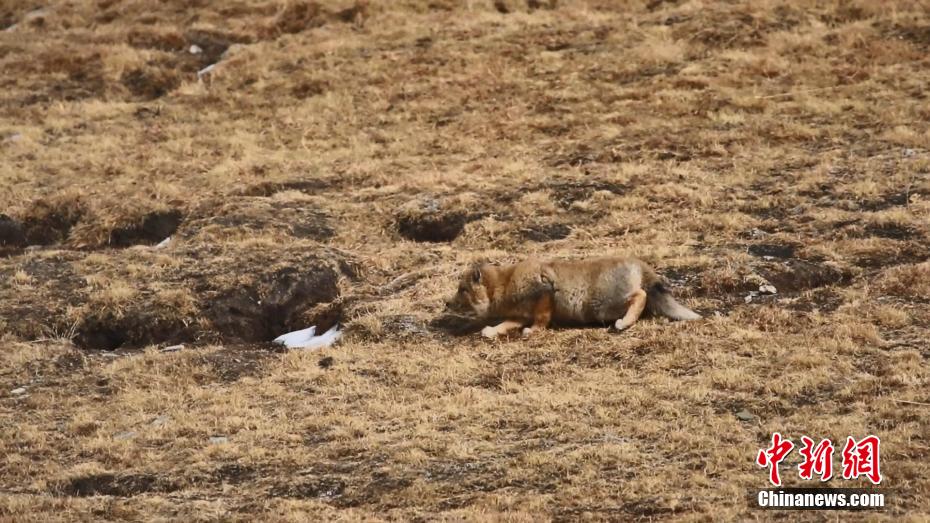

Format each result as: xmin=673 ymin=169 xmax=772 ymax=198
xmin=160 ymin=344 xmax=184 ymax=353
xmin=209 ymin=435 xmax=229 ymax=445
xmin=114 ymin=431 xmax=136 ymax=440
xmin=759 ymin=284 xmax=777 ymax=295
xmin=11 ymin=387 xmax=26 ymax=395
xmin=735 ymin=409 xmax=755 ymax=422
xmin=903 ymin=148 xmax=916 ymax=158
xmin=151 ymin=415 xmax=170 ymax=427
xmin=744 ymin=294 xmax=753 ymax=304
xmin=153 ymin=236 xmax=171 ymax=249
xmin=189 ymin=44 xmax=203 ymax=54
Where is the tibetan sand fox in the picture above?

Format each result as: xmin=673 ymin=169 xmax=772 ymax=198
xmin=447 ymin=256 xmax=700 ymax=338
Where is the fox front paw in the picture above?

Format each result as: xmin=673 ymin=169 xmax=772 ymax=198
xmin=481 ymin=326 xmax=498 ymax=339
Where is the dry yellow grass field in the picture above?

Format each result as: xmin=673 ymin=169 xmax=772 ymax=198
xmin=1 ymin=0 xmax=929 ymax=520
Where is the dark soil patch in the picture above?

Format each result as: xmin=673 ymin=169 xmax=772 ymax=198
xmin=396 ymin=202 xmax=467 ymax=243
xmin=852 ymin=245 xmax=929 ymax=269
xmin=747 ymin=243 xmax=797 ymax=259
xmin=59 ymin=473 xmax=179 ymax=497
xmin=109 ymin=209 xmax=183 ymax=247
xmin=269 ymin=477 xmax=347 ymax=499
xmin=201 ymin=345 xmax=280 ymax=383
xmin=546 ymin=180 xmax=628 ymax=210
xmin=784 ymin=288 xmax=844 ymax=313
xmin=0 ymin=214 xmax=26 ymax=256
xmin=333 ymin=472 xmax=414 ymax=509
xmin=429 ymin=314 xmax=484 ymax=337
xmin=185 ymin=29 xmax=235 ymax=65
xmin=238 ymin=178 xmax=337 ymax=197
xmin=206 ymin=264 xmax=340 ymax=342
xmin=0 ymin=214 xmax=26 ymax=247
xmin=759 ymin=260 xmax=850 ymax=293
xmin=521 ymin=223 xmax=571 ymax=242
xmin=263 ymin=0 xmax=327 ymax=37
xmin=73 ymin=312 xmax=196 ymax=351
xmin=546 ymin=144 xmax=625 ymax=167
xmin=21 ymin=198 xmax=84 ymax=246
xmin=121 ymin=67 xmax=181 ymax=101
xmin=211 ymin=464 xmax=258 ymax=485
xmin=195 ymin=200 xmax=334 ymax=240
xmin=864 ymin=223 xmax=923 ymax=241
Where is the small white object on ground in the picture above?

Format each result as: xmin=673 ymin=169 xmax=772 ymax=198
xmin=151 ymin=415 xmax=170 ymax=427
xmin=209 ymin=436 xmax=229 ymax=444
xmin=11 ymin=387 xmax=26 ymax=395
xmin=160 ymin=344 xmax=184 ymax=353
xmin=154 ymin=236 xmax=171 ymax=249
xmin=273 ymin=324 xmax=341 ymax=350
xmin=759 ymin=284 xmax=777 ymax=295
xmin=114 ymin=431 xmax=136 ymax=440
xmin=197 ymin=63 xmax=216 ymax=79
xmin=5 ymin=133 xmax=22 ymax=143
xmin=189 ymin=44 xmax=202 ymax=54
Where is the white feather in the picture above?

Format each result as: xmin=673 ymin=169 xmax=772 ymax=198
xmin=273 ymin=326 xmax=316 ymax=347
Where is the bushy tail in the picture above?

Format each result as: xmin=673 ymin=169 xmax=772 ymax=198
xmin=646 ymin=282 xmax=701 ymax=321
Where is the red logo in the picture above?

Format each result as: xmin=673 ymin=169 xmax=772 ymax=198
xmin=757 ymin=434 xmax=882 ymax=486
xmin=798 ymin=436 xmax=834 ymax=481
xmin=841 ymin=435 xmax=882 ymax=485
xmin=756 ymin=432 xmax=794 ymax=486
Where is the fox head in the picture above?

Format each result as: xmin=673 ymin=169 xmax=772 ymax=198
xmin=446 ymin=264 xmax=491 ymax=317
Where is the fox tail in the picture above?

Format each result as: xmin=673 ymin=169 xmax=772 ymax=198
xmin=646 ymin=282 xmax=701 ymax=321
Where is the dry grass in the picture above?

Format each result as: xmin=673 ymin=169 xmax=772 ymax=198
xmin=2 ymin=0 xmax=930 ymax=520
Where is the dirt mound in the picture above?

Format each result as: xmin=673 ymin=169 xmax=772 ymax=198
xmin=396 ymin=200 xmax=468 ymax=243
xmin=206 ymin=264 xmax=339 ymax=343
xmin=109 ymin=210 xmax=183 ymax=247
xmin=59 ymin=473 xmax=179 ymax=497
xmin=0 ymin=247 xmax=345 ymax=350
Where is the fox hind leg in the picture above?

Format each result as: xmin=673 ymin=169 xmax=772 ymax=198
xmin=522 ymin=293 xmax=553 ymax=338
xmin=612 ymin=288 xmax=647 ymax=332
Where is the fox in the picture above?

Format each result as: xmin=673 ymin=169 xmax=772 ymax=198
xmin=446 ymin=256 xmax=700 ymax=338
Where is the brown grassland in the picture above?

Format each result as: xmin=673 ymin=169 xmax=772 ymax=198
xmin=2 ymin=0 xmax=930 ymax=520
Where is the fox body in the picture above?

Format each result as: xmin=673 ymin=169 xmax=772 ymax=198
xmin=447 ymin=256 xmax=700 ymax=338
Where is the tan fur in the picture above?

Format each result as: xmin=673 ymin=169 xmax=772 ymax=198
xmin=447 ymin=256 xmax=700 ymax=338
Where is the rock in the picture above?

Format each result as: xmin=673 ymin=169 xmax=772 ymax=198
xmin=189 ymin=44 xmax=203 ymax=54
xmin=114 ymin=431 xmax=136 ymax=440
xmin=160 ymin=344 xmax=184 ymax=353
xmin=209 ymin=435 xmax=229 ymax=445
xmin=903 ymin=148 xmax=917 ymax=158
xmin=735 ymin=409 xmax=755 ymax=422
xmin=153 ymin=237 xmax=171 ymax=249
xmin=759 ymin=284 xmax=777 ymax=295
xmin=10 ymin=387 xmax=26 ymax=395
xmin=151 ymin=416 xmax=170 ymax=427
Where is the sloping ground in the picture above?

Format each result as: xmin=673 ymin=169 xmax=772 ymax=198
xmin=1 ymin=0 xmax=929 ymax=520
